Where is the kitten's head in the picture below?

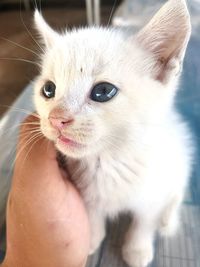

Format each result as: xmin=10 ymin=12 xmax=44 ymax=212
xmin=34 ymin=0 xmax=191 ymax=158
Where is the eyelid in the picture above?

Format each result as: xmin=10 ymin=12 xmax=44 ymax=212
xmin=91 ymin=81 xmax=120 ymax=90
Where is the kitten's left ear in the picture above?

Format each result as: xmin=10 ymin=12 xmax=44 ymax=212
xmin=34 ymin=10 xmax=60 ymax=48
xmin=136 ymin=0 xmax=191 ymax=84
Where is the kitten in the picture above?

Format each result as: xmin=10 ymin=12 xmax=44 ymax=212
xmin=33 ymin=0 xmax=193 ymax=266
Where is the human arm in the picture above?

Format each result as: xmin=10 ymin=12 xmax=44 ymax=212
xmin=1 ymin=115 xmax=90 ymax=267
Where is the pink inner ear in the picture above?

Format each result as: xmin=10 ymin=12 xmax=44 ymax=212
xmin=135 ymin=0 xmax=191 ymax=83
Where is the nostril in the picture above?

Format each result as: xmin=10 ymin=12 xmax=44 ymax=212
xmin=49 ymin=117 xmax=74 ymax=129
xmin=61 ymin=118 xmax=74 ymax=125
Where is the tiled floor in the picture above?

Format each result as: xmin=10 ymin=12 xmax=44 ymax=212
xmin=86 ymin=202 xmax=200 ymax=267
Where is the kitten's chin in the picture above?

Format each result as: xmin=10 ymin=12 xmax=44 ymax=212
xmin=55 ymin=137 xmax=91 ymax=159
xmin=41 ymin=130 xmax=97 ymax=158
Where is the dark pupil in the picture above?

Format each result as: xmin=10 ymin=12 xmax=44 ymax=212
xmin=43 ymin=81 xmax=56 ymax=98
xmin=90 ymin=82 xmax=118 ymax=103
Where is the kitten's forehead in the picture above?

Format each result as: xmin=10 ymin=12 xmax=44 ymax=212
xmin=43 ymin=28 xmax=124 ymax=79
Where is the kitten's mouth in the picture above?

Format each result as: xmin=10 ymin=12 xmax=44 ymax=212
xmin=57 ymin=135 xmax=85 ymax=149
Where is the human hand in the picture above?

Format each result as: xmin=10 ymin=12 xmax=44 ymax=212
xmin=1 ymin=115 xmax=90 ymax=267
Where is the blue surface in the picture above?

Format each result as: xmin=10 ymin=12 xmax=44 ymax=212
xmin=176 ymin=35 xmax=200 ymax=205
xmin=0 ymin=250 xmax=5 ymax=263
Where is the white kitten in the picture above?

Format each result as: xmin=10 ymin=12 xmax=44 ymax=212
xmin=33 ymin=0 xmax=193 ymax=266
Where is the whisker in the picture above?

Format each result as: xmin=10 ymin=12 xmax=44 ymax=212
xmin=0 ymin=57 xmax=41 ymax=67
xmin=107 ymin=0 xmax=118 ymax=26
xmin=103 ymin=139 xmax=122 ymax=153
xmin=18 ymin=128 xmax=42 ymax=138
xmin=0 ymin=106 xmax=40 ymax=118
xmin=33 ymin=0 xmax=42 ymax=13
xmin=20 ymin=134 xmax=43 ymax=170
xmin=46 ymin=138 xmax=51 ymax=155
xmin=106 ymin=114 xmax=165 ymax=128
xmin=0 ymin=37 xmax=40 ymax=57
xmin=0 ymin=122 xmax=40 ymax=131
xmin=18 ymin=130 xmax=42 ymax=149
xmin=37 ymin=0 xmax=42 ymax=12
xmin=19 ymin=0 xmax=45 ymax=53
xmin=0 ymin=125 xmax=40 ymax=137
xmin=0 ymin=127 xmax=42 ymax=157
xmin=14 ymin=132 xmax=43 ymax=168
xmin=33 ymin=0 xmax=39 ymax=10
xmin=20 ymin=121 xmax=40 ymax=126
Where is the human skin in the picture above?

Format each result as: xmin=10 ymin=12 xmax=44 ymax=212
xmin=1 ymin=115 xmax=90 ymax=267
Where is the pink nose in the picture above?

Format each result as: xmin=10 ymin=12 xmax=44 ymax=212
xmin=49 ymin=117 xmax=74 ymax=130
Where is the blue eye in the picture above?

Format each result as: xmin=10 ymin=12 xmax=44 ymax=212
xmin=90 ymin=82 xmax=118 ymax=103
xmin=42 ymin=81 xmax=56 ymax=99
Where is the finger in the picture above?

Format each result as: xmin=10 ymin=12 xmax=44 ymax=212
xmin=17 ymin=114 xmax=57 ymax=164
xmin=15 ymin=114 xmax=60 ymax=175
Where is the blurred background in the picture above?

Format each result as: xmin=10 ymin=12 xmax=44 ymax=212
xmin=0 ymin=0 xmax=123 ymax=117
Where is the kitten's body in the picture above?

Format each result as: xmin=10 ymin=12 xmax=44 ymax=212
xmin=68 ymin=112 xmax=191 ymax=217
xmin=67 ymin=110 xmax=192 ymax=260
xmin=33 ymin=1 xmax=193 ymax=266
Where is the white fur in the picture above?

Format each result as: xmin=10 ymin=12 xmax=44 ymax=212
xmin=34 ymin=1 xmax=193 ymax=266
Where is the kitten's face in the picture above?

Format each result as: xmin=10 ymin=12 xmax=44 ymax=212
xmin=34 ymin=29 xmax=140 ymax=158
xmin=34 ymin=1 xmax=191 ymax=159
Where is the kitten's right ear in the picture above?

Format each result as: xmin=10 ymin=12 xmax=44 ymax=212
xmin=34 ymin=10 xmax=59 ymax=48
